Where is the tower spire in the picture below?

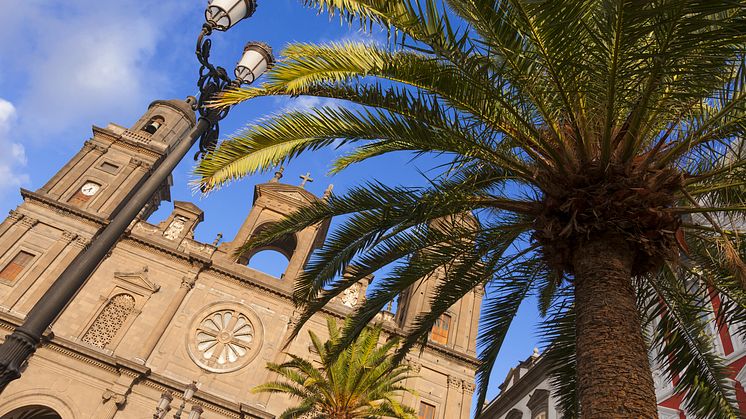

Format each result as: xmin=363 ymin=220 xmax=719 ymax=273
xmin=270 ymin=166 xmax=284 ymax=183
xmin=323 ymin=184 xmax=334 ymax=200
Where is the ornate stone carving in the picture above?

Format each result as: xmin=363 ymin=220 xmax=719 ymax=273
xmin=61 ymin=231 xmax=78 ymax=242
xmin=181 ymin=276 xmax=197 ymax=290
xmin=102 ymin=389 xmax=127 ymax=406
xmin=93 ymin=144 xmax=109 ymax=153
xmin=82 ymin=293 xmax=136 ymax=348
xmin=164 ymin=216 xmax=188 ymax=240
xmin=447 ymin=375 xmax=462 ymax=389
xmin=404 ymin=358 xmax=422 ymax=374
xmin=74 ymin=236 xmax=91 ymax=248
xmin=340 ymin=282 xmax=362 ymax=308
xmin=187 ymin=304 xmax=264 ymax=373
xmin=7 ymin=210 xmax=22 ymax=222
xmin=461 ymin=380 xmax=476 ymax=394
xmin=19 ymin=216 xmax=39 ymax=229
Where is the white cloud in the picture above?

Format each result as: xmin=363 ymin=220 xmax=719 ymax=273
xmin=0 ymin=0 xmax=190 ymax=142
xmin=282 ymin=95 xmax=338 ymax=112
xmin=0 ymin=99 xmax=30 ymax=197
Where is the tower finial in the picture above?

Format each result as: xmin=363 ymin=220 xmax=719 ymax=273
xmin=323 ymin=184 xmax=334 ymax=200
xmin=270 ymin=166 xmax=284 ymax=183
xmin=299 ymin=172 xmax=314 ymax=188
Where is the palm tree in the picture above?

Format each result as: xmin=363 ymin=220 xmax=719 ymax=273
xmin=252 ymin=318 xmax=416 ymax=419
xmin=197 ymin=1 xmax=746 ymax=417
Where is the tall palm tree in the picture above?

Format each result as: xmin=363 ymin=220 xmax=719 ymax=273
xmin=197 ymin=1 xmax=746 ymax=417
xmin=252 ymin=318 xmax=416 ymax=419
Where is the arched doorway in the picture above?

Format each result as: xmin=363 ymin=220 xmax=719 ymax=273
xmin=3 ymin=405 xmax=62 ymax=419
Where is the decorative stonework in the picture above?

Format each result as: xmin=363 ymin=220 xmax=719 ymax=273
xmin=404 ymin=358 xmax=422 ymax=374
xmin=7 ymin=210 xmax=22 ymax=222
xmin=462 ymin=381 xmax=476 ymax=394
xmin=447 ymin=375 xmax=462 ymax=389
xmin=61 ymin=231 xmax=78 ymax=242
xmin=340 ymin=282 xmax=362 ymax=308
xmin=187 ymin=304 xmax=264 ymax=373
xmin=82 ymin=293 xmax=136 ymax=348
xmin=102 ymin=389 xmax=127 ymax=406
xmin=19 ymin=216 xmax=39 ymax=229
xmin=164 ymin=216 xmax=188 ymax=240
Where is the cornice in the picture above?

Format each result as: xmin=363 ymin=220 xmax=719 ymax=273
xmin=92 ymin=125 xmax=163 ymax=159
xmin=480 ymin=355 xmax=549 ymax=418
xmin=0 ymin=310 xmax=267 ymax=419
xmin=119 ymin=233 xmax=480 ymax=368
xmin=20 ymin=189 xmax=107 ymax=227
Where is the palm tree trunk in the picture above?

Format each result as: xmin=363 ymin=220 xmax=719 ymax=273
xmin=573 ymin=234 xmax=658 ymax=418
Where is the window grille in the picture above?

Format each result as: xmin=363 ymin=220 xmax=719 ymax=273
xmin=81 ymin=293 xmax=136 ymax=348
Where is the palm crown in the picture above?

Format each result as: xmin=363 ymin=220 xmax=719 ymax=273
xmin=252 ymin=318 xmax=416 ymax=419
xmin=197 ymin=1 xmax=746 ymax=417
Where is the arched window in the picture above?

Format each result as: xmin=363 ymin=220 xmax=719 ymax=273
xmin=82 ymin=293 xmax=136 ymax=348
xmin=240 ymin=223 xmax=297 ymax=278
xmin=246 ymin=250 xmax=290 ymax=278
xmin=142 ymin=116 xmax=165 ymax=134
xmin=506 ymin=409 xmax=523 ymax=419
xmin=3 ymin=405 xmax=62 ymax=419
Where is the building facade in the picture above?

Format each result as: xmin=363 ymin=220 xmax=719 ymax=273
xmin=0 ymin=99 xmax=481 ymax=418
xmin=481 ymin=312 xmax=746 ymax=419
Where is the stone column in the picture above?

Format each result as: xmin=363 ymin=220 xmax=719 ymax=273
xmin=91 ymin=157 xmax=141 ymax=213
xmin=0 ymin=215 xmax=38 ymax=260
xmin=46 ymin=142 xmax=108 ymax=199
xmin=401 ymin=358 xmax=421 ymax=409
xmin=454 ymin=291 xmax=473 ymax=352
xmin=99 ymin=159 xmax=151 ymax=216
xmin=443 ymin=375 xmax=463 ymax=418
xmin=39 ymin=141 xmax=97 ymax=194
xmin=136 ymin=266 xmax=202 ymax=362
xmin=3 ymin=231 xmax=77 ymax=310
xmin=460 ymin=380 xmax=476 ymax=418
xmin=16 ymin=235 xmax=89 ymax=313
xmin=468 ymin=287 xmax=484 ymax=355
xmin=97 ymin=390 xmax=127 ymax=419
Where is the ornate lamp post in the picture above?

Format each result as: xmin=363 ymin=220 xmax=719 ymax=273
xmin=153 ymin=382 xmax=202 ymax=419
xmin=0 ymin=0 xmax=274 ymax=392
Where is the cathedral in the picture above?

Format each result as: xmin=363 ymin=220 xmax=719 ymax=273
xmin=0 ymin=99 xmax=481 ymax=418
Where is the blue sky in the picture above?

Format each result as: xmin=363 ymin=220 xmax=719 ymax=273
xmin=0 ymin=0 xmax=542 ymax=406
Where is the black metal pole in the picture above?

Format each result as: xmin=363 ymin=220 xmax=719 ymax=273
xmin=0 ymin=115 xmax=212 ymax=392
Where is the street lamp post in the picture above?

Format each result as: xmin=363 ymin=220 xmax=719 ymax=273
xmin=0 ymin=0 xmax=273 ymax=393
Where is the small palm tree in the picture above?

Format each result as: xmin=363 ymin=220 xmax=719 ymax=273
xmin=198 ymin=1 xmax=746 ymax=417
xmin=253 ymin=318 xmax=417 ymax=419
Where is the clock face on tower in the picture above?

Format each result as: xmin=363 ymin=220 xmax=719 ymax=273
xmin=80 ymin=182 xmax=100 ymax=196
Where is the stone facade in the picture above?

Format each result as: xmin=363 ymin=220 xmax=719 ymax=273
xmin=0 ymin=99 xmax=481 ymax=418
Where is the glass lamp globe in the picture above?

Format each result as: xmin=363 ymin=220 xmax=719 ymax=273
xmin=205 ymin=0 xmax=257 ymax=31
xmin=234 ymin=42 xmax=275 ymax=85
xmin=183 ymin=382 xmax=198 ymax=400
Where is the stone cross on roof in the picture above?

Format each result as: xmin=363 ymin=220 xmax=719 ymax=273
xmin=299 ymin=172 xmax=314 ymax=188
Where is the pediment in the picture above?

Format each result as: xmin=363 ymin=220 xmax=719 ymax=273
xmin=254 ymin=182 xmax=319 ymax=206
xmin=113 ymin=266 xmax=160 ymax=294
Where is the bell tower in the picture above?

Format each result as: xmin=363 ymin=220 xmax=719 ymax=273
xmin=395 ymin=214 xmax=483 ymax=356
xmin=34 ymin=99 xmax=196 ymax=220
xmin=216 ymin=170 xmax=331 ymax=290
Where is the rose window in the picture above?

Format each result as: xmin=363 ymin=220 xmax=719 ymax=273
xmin=188 ymin=307 xmax=262 ymax=372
